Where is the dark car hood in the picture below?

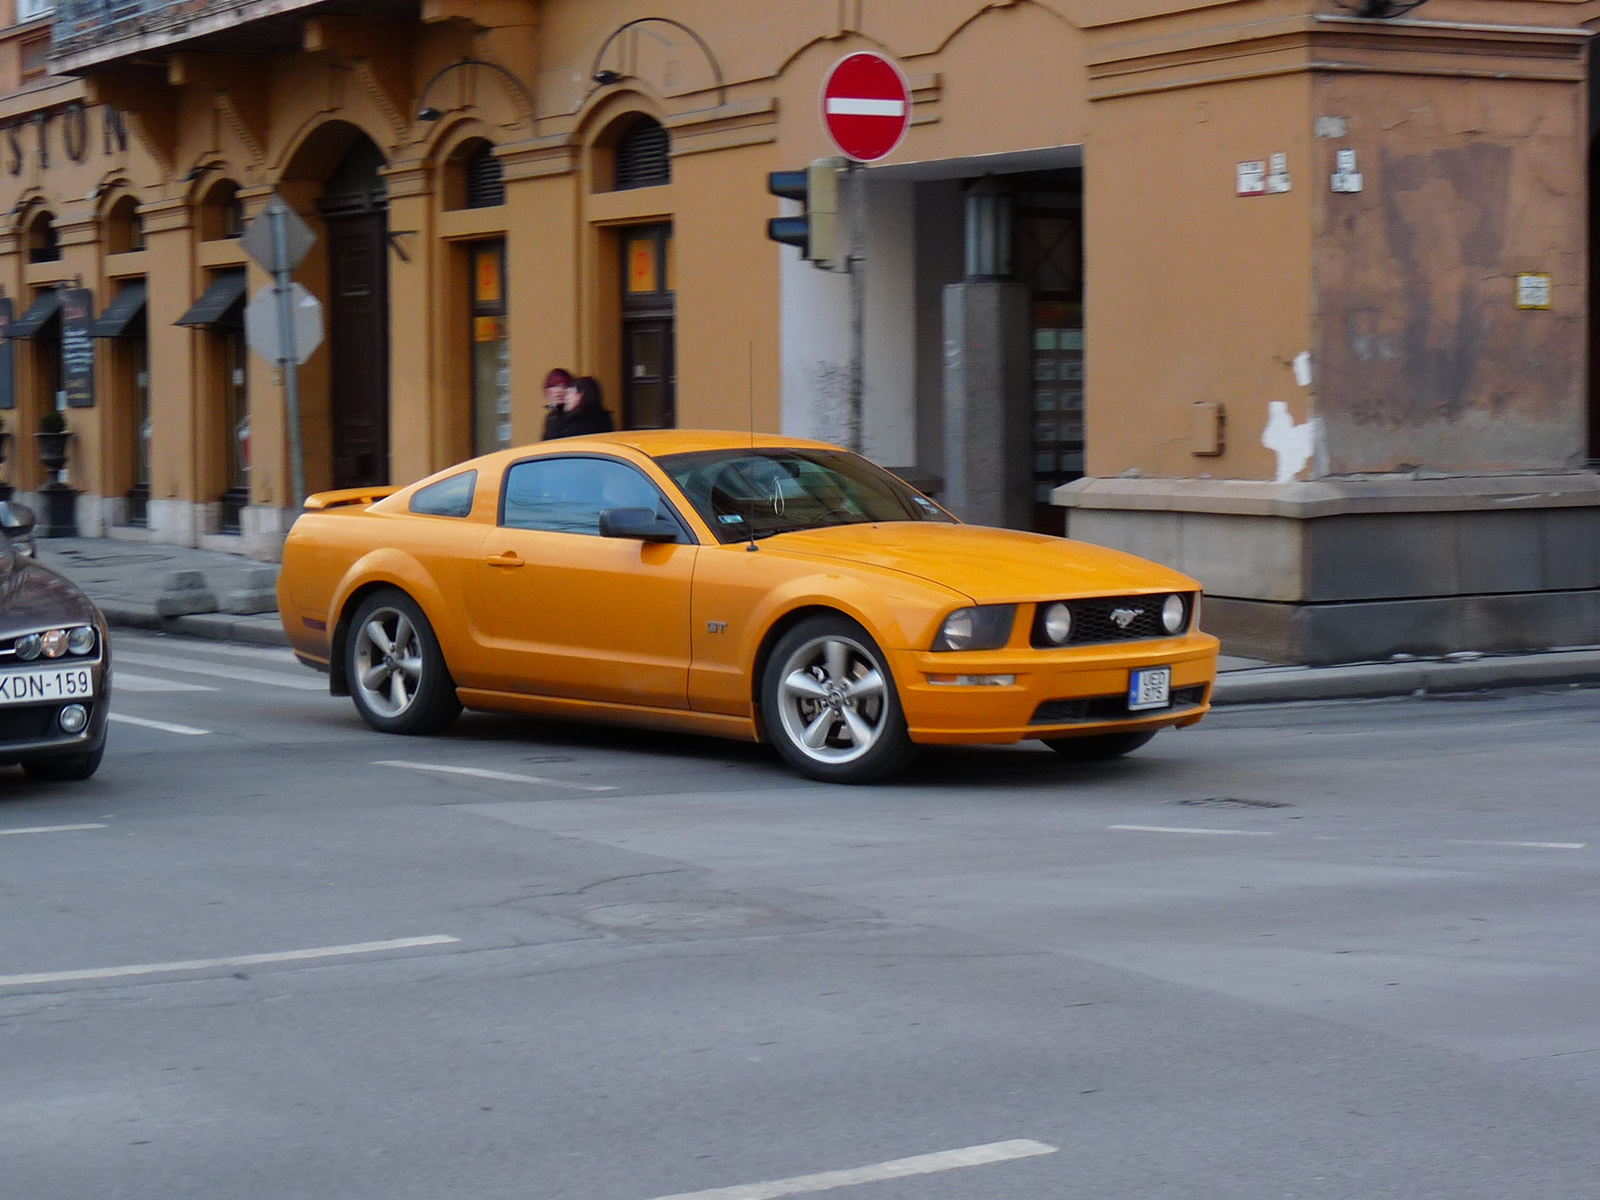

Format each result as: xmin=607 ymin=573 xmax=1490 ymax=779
xmin=0 ymin=552 xmax=102 ymax=635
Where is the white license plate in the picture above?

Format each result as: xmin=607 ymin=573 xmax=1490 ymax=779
xmin=1128 ymin=666 xmax=1172 ymax=712
xmin=0 ymin=665 xmax=95 ymax=706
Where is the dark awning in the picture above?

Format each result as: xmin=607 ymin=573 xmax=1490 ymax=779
xmin=89 ymin=282 xmax=147 ymax=338
xmin=175 ymin=270 xmax=248 ymax=329
xmin=7 ymin=289 xmax=61 ymax=339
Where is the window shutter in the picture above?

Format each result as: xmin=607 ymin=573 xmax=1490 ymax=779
xmin=465 ymin=146 xmax=505 ymax=209
xmin=614 ymin=119 xmax=670 ymax=191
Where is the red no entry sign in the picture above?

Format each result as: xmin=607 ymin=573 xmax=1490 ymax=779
xmin=821 ymin=51 xmax=911 ymax=163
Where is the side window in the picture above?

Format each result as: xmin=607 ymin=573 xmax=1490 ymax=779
xmin=410 ymin=470 xmax=477 ymax=518
xmin=501 ymin=457 xmax=672 ymax=535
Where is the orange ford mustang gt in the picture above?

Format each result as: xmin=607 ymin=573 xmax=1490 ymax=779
xmin=277 ymin=431 xmax=1219 ymax=783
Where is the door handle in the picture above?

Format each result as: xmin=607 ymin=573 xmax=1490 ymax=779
xmin=485 ymin=552 xmax=524 ymax=568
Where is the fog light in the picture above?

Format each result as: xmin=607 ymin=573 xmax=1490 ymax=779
xmin=40 ymin=628 xmax=68 ymax=659
xmin=926 ymin=674 xmax=1016 ymax=687
xmin=58 ymin=703 xmax=88 ymax=734
xmin=1161 ymin=594 xmax=1187 ymax=635
xmin=1042 ymin=602 xmax=1073 ymax=645
xmin=67 ymin=626 xmax=96 ymax=655
xmin=14 ymin=633 xmax=41 ymax=661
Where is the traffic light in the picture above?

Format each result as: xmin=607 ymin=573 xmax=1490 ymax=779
xmin=766 ymin=160 xmax=838 ymax=264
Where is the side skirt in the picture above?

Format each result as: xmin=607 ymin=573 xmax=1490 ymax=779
xmin=455 ymin=688 xmax=762 ymax=743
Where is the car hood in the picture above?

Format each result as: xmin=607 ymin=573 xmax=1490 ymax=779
xmin=764 ymin=522 xmax=1198 ymax=603
xmin=0 ymin=551 xmax=101 ymax=635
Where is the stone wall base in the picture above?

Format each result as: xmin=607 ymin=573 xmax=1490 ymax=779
xmin=1055 ymin=474 xmax=1600 ymax=664
xmin=1206 ymin=592 xmax=1600 ymax=665
xmin=20 ymin=493 xmax=296 ymax=562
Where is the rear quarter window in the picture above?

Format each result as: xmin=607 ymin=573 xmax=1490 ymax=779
xmin=409 ymin=471 xmax=477 ymax=518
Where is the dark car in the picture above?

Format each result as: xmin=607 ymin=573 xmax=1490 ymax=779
xmin=0 ymin=503 xmax=109 ymax=781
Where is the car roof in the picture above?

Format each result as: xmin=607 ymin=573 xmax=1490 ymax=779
xmin=551 ymin=430 xmax=844 ymax=458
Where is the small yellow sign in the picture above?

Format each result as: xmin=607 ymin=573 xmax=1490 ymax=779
xmin=473 ymin=315 xmax=505 ymax=343
xmin=473 ymin=246 xmax=503 ymax=305
xmin=1516 ymin=273 xmax=1552 ymax=310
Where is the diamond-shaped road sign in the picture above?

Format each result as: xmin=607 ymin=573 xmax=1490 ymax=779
xmin=244 ymin=284 xmax=324 ymax=366
xmin=240 ymin=195 xmax=316 ymax=276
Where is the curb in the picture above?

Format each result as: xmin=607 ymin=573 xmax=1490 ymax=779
xmin=1213 ymin=649 xmax=1600 ymax=705
xmin=97 ymin=602 xmax=291 ymax=648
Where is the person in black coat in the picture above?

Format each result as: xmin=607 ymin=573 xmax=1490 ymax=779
xmin=543 ymin=375 xmax=615 ymax=440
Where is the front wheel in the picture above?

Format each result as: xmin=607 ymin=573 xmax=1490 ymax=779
xmin=347 ymin=590 xmax=462 ymax=735
xmin=22 ymin=745 xmax=104 ymax=782
xmin=761 ymin=615 xmax=915 ymax=784
xmin=1042 ymin=729 xmax=1157 ymax=762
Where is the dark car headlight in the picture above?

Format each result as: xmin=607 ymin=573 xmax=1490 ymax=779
xmin=67 ymin=625 xmax=97 ymax=655
xmin=933 ymin=605 xmax=1015 ymax=652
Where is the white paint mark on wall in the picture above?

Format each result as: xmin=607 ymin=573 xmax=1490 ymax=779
xmin=1292 ymin=351 xmax=1313 ymax=388
xmin=1262 ymin=401 xmax=1322 ymax=484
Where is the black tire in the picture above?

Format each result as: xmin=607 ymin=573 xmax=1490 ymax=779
xmin=22 ymin=745 xmax=104 ymax=782
xmin=1042 ymin=729 xmax=1158 ymax=762
xmin=346 ymin=589 xmax=462 ymax=735
xmin=760 ymin=614 xmax=916 ymax=784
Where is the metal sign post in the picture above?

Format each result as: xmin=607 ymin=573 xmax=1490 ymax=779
xmin=819 ymin=52 xmax=911 ymax=454
xmin=241 ymin=195 xmax=318 ymax=509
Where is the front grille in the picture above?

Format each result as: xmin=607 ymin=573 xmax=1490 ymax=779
xmin=1031 ymin=684 xmax=1208 ymax=726
xmin=1032 ymin=593 xmax=1191 ymax=647
xmin=0 ymin=704 xmax=64 ymax=743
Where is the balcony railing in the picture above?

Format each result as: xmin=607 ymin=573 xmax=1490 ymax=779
xmin=51 ymin=0 xmax=328 ymax=66
xmin=17 ymin=0 xmax=56 ymax=23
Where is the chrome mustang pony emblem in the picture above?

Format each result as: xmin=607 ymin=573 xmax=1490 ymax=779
xmin=1109 ymin=607 xmax=1143 ymax=630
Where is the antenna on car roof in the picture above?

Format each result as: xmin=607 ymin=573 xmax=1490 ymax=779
xmin=746 ymin=341 xmax=759 ymax=552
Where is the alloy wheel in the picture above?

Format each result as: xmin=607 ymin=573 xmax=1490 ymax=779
xmin=353 ymin=606 xmax=424 ymax=719
xmin=775 ymin=634 xmax=890 ymax=765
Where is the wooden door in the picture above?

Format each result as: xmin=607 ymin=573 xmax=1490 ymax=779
xmin=326 ymin=210 xmax=390 ymax=488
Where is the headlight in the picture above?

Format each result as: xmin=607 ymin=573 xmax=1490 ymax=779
xmin=67 ymin=626 xmax=96 ymax=655
xmin=14 ymin=633 xmax=41 ymax=661
xmin=1162 ymin=594 xmax=1187 ymax=634
xmin=1041 ymin=602 xmax=1073 ymax=645
xmin=932 ymin=605 xmax=1016 ymax=652
xmin=40 ymin=628 xmax=68 ymax=658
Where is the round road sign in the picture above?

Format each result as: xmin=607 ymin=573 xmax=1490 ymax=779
xmin=821 ymin=51 xmax=911 ymax=163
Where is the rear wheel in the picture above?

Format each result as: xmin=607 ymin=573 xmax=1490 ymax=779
xmin=761 ymin=615 xmax=915 ymax=784
xmin=347 ymin=589 xmax=461 ymax=735
xmin=22 ymin=745 xmax=104 ymax=782
xmin=1042 ymin=730 xmax=1157 ymax=761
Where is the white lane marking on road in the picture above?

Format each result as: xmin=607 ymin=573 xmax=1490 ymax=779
xmin=375 ymin=759 xmax=617 ymax=793
xmin=0 ymin=823 xmax=105 ymax=836
xmin=115 ymin=637 xmax=298 ymax=664
xmin=113 ymin=650 xmax=323 ymax=690
xmin=1110 ymin=824 xmax=1274 ymax=837
xmin=1450 ymin=839 xmax=1587 ymax=850
xmin=112 ymin=671 xmax=217 ymax=693
xmin=109 ymin=713 xmax=211 ymax=736
xmin=0 ymin=934 xmax=460 ymax=989
xmin=641 ymin=1139 xmax=1058 ymax=1200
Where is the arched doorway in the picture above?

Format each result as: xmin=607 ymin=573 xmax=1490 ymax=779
xmin=317 ymin=133 xmax=391 ymax=487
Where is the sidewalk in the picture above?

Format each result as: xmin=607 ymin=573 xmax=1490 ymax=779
xmin=26 ymin=536 xmax=1600 ymax=703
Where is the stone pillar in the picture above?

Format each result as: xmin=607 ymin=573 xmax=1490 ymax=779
xmin=942 ymin=280 xmax=1031 ymax=529
xmin=1064 ymin=2 xmax=1595 ymax=663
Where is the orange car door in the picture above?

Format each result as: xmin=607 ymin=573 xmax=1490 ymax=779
xmin=471 ymin=455 xmax=696 ymax=709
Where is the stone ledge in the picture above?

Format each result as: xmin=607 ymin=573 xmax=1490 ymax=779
xmin=1214 ymin=648 xmax=1600 ymax=706
xmin=1053 ymin=473 xmax=1600 ymax=518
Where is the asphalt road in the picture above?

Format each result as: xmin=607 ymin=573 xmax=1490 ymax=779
xmin=2 ymin=630 xmax=1599 ymax=1200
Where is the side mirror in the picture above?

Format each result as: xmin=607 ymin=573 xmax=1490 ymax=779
xmin=599 ymin=507 xmax=680 ymax=543
xmin=0 ymin=501 xmax=36 ymax=537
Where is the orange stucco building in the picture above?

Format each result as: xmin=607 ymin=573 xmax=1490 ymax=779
xmin=0 ymin=0 xmax=1597 ymax=662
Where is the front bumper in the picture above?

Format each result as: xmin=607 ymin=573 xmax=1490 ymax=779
xmin=0 ymin=656 xmax=111 ymax=762
xmin=892 ymin=632 xmax=1219 ymax=745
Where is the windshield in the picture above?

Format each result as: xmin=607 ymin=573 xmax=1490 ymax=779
xmin=657 ymin=448 xmax=954 ymax=544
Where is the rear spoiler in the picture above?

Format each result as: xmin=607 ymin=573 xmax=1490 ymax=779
xmin=302 ymin=486 xmax=400 ymax=511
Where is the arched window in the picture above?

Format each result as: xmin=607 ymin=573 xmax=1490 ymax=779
xmin=200 ymin=180 xmax=245 ymax=241
xmin=464 ymin=143 xmax=504 ymax=208
xmin=106 ymin=195 xmax=144 ymax=253
xmin=26 ymin=210 xmax=58 ymax=263
xmin=614 ymin=117 xmax=670 ymax=190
